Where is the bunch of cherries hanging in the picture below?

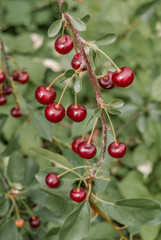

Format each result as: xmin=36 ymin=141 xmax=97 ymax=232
xmin=0 ymin=48 xmax=29 ymax=118
xmin=35 ymin=33 xmax=134 ymax=203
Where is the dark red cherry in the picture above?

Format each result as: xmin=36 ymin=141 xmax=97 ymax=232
xmin=0 ymin=72 xmax=6 ymax=83
xmin=77 ymin=141 xmax=97 ymax=159
xmin=55 ymin=35 xmax=73 ymax=55
xmin=3 ymin=86 xmax=12 ymax=95
xmin=67 ymin=104 xmax=87 ymax=122
xmin=108 ymin=142 xmax=127 ymax=158
xmin=29 ymin=217 xmax=41 ymax=228
xmin=12 ymin=70 xmax=20 ymax=81
xmin=71 ymin=53 xmax=87 ymax=71
xmin=72 ymin=137 xmax=82 ymax=154
xmin=18 ymin=72 xmax=29 ymax=84
xmin=45 ymin=102 xmax=65 ymax=123
xmin=70 ymin=187 xmax=86 ymax=202
xmin=45 ymin=172 xmax=60 ymax=188
xmin=35 ymin=86 xmax=56 ymax=105
xmin=11 ymin=107 xmax=22 ymax=118
xmin=0 ymin=95 xmax=7 ymax=105
xmin=112 ymin=67 xmax=134 ymax=87
xmin=98 ymin=71 xmax=114 ymax=90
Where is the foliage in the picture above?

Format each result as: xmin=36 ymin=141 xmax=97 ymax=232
xmin=0 ymin=0 xmax=161 ymax=239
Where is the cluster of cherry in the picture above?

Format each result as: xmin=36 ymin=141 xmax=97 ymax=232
xmin=35 ymin=34 xmax=134 ymax=161
xmin=15 ymin=216 xmax=41 ymax=229
xmin=0 ymin=69 xmax=29 ymax=117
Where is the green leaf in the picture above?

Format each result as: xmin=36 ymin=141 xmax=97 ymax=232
xmin=29 ymin=112 xmax=53 ymax=141
xmin=89 ymin=49 xmax=96 ymax=71
xmin=0 ymin=114 xmax=8 ymax=136
xmin=137 ymin=115 xmax=147 ymax=133
xmin=103 ymin=198 xmax=161 ymax=226
xmin=59 ymin=2 xmax=68 ymax=13
xmin=7 ymin=152 xmax=25 ymax=183
xmin=94 ymin=108 xmax=101 ymax=118
xmin=59 ymin=202 xmax=91 ymax=240
xmin=74 ymin=76 xmax=82 ymax=93
xmin=23 ymin=158 xmax=39 ymax=186
xmin=140 ymin=224 xmax=160 ymax=240
xmin=0 ymin=199 xmax=9 ymax=217
xmin=1 ymin=136 xmax=19 ymax=157
xmin=31 ymin=147 xmax=74 ymax=169
xmin=44 ymin=227 xmax=60 ymax=240
xmin=70 ymin=16 xmax=86 ymax=31
xmin=0 ymin=219 xmax=18 ymax=240
xmin=48 ymin=19 xmax=62 ymax=38
xmin=95 ymin=33 xmax=117 ymax=46
xmin=109 ymin=99 xmax=124 ymax=109
xmin=107 ymin=107 xmax=121 ymax=115
xmin=151 ymin=75 xmax=161 ymax=102
xmin=81 ymin=15 xmax=90 ymax=23
xmin=64 ymin=69 xmax=75 ymax=78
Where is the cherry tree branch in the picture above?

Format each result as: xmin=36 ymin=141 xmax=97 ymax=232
xmin=57 ymin=0 xmax=108 ymax=167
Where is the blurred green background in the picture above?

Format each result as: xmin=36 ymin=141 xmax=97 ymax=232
xmin=0 ymin=0 xmax=161 ymax=239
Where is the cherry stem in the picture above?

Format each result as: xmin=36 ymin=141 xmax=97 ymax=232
xmin=21 ymin=200 xmax=34 ymax=218
xmin=89 ymin=44 xmax=120 ymax=72
xmin=8 ymin=56 xmax=21 ymax=71
xmin=57 ymin=74 xmax=75 ymax=107
xmin=46 ymin=72 xmax=65 ymax=91
xmin=67 ymin=26 xmax=79 ymax=56
xmin=9 ymin=196 xmax=20 ymax=219
xmin=91 ymin=192 xmax=115 ymax=206
xmin=58 ymin=165 xmax=89 ymax=178
xmin=0 ymin=46 xmax=2 ymax=71
xmin=87 ymin=117 xmax=98 ymax=144
xmin=103 ymin=107 xmax=118 ymax=145
xmin=77 ymin=169 xmax=89 ymax=191
xmin=74 ymin=91 xmax=78 ymax=108
xmin=82 ymin=114 xmax=95 ymax=141
xmin=61 ymin=22 xmax=65 ymax=41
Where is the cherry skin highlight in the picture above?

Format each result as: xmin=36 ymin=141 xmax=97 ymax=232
xmin=77 ymin=141 xmax=97 ymax=159
xmin=98 ymin=71 xmax=114 ymax=90
xmin=108 ymin=142 xmax=127 ymax=158
xmin=11 ymin=107 xmax=22 ymax=118
xmin=0 ymin=95 xmax=7 ymax=105
xmin=15 ymin=219 xmax=25 ymax=228
xmin=72 ymin=137 xmax=82 ymax=154
xmin=45 ymin=172 xmax=60 ymax=188
xmin=71 ymin=53 xmax=87 ymax=71
xmin=112 ymin=67 xmax=134 ymax=87
xmin=67 ymin=104 xmax=87 ymax=122
xmin=35 ymin=86 xmax=56 ymax=105
xmin=55 ymin=35 xmax=73 ymax=55
xmin=3 ymin=86 xmax=12 ymax=95
xmin=70 ymin=187 xmax=86 ymax=202
xmin=29 ymin=217 xmax=41 ymax=228
xmin=0 ymin=72 xmax=6 ymax=83
xmin=45 ymin=102 xmax=65 ymax=123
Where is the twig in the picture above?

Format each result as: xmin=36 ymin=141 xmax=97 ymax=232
xmin=0 ymin=36 xmax=20 ymax=107
xmin=0 ymin=173 xmax=8 ymax=190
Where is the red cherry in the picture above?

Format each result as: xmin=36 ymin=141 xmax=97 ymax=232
xmin=108 ymin=142 xmax=127 ymax=158
xmin=77 ymin=141 xmax=97 ymax=159
xmin=70 ymin=187 xmax=86 ymax=202
xmin=12 ymin=70 xmax=20 ymax=81
xmin=98 ymin=71 xmax=114 ymax=90
xmin=35 ymin=86 xmax=56 ymax=105
xmin=45 ymin=102 xmax=65 ymax=123
xmin=55 ymin=35 xmax=73 ymax=55
xmin=112 ymin=67 xmax=134 ymax=87
xmin=71 ymin=53 xmax=87 ymax=71
xmin=72 ymin=137 xmax=82 ymax=154
xmin=45 ymin=172 xmax=60 ymax=188
xmin=67 ymin=104 xmax=87 ymax=122
xmin=29 ymin=217 xmax=41 ymax=228
xmin=11 ymin=107 xmax=22 ymax=118
xmin=0 ymin=95 xmax=7 ymax=105
xmin=15 ymin=219 xmax=25 ymax=228
xmin=18 ymin=72 xmax=29 ymax=84
xmin=0 ymin=72 xmax=6 ymax=83
xmin=3 ymin=86 xmax=12 ymax=95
